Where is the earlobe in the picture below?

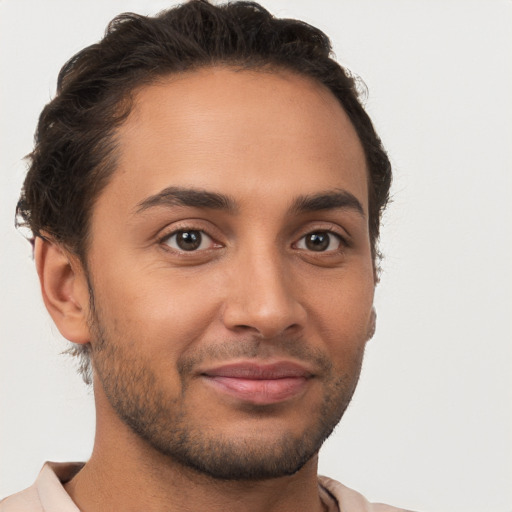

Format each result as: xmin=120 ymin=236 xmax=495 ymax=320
xmin=366 ymin=307 xmax=377 ymax=341
xmin=34 ymin=237 xmax=91 ymax=344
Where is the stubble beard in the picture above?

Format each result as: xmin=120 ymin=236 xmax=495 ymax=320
xmin=88 ymin=295 xmax=365 ymax=481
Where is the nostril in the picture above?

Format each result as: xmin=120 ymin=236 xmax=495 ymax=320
xmin=232 ymin=324 xmax=256 ymax=332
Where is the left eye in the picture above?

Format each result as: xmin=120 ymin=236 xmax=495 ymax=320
xmin=295 ymin=231 xmax=342 ymax=252
xmin=163 ymin=230 xmax=215 ymax=252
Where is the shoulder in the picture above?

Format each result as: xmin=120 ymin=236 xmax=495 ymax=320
xmin=318 ymin=475 xmax=417 ymax=512
xmin=0 ymin=462 xmax=83 ymax=512
xmin=0 ymin=484 xmax=43 ymax=512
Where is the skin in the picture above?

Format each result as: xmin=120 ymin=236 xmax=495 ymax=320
xmin=36 ymin=67 xmax=375 ymax=512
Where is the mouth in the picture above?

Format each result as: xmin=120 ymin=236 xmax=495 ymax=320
xmin=199 ymin=361 xmax=314 ymax=405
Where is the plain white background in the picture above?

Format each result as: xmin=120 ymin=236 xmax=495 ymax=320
xmin=0 ymin=1 xmax=511 ymax=511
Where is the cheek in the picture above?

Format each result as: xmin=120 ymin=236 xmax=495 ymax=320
xmin=91 ymin=264 xmax=222 ymax=360
xmin=304 ymin=266 xmax=375 ymax=358
xmin=90 ymin=270 xmax=224 ymax=399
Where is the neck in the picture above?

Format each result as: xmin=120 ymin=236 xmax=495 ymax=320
xmin=64 ymin=385 xmax=325 ymax=512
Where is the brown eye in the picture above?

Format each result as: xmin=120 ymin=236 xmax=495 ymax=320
xmin=296 ymin=231 xmax=342 ymax=252
xmin=164 ymin=230 xmax=211 ymax=251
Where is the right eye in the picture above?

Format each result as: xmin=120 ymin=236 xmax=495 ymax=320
xmin=162 ymin=230 xmax=216 ymax=252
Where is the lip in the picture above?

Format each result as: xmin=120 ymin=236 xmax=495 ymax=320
xmin=199 ymin=361 xmax=313 ymax=405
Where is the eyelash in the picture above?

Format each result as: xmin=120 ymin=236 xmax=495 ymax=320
xmin=293 ymin=231 xmax=347 ymax=253
xmin=158 ymin=225 xmax=220 ymax=253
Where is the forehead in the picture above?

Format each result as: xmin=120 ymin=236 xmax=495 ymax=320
xmin=102 ymin=66 xmax=368 ymax=215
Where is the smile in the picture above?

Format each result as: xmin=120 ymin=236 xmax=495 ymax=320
xmin=199 ymin=361 xmax=313 ymax=405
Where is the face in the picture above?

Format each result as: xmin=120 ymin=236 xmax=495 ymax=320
xmin=85 ymin=67 xmax=375 ymax=480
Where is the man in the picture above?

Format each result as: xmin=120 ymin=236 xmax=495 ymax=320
xmin=1 ymin=1 xmax=412 ymax=511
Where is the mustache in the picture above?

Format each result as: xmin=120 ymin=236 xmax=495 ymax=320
xmin=176 ymin=336 xmax=334 ymax=377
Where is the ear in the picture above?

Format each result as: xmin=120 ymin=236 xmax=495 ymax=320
xmin=34 ymin=236 xmax=91 ymax=344
xmin=366 ymin=307 xmax=377 ymax=341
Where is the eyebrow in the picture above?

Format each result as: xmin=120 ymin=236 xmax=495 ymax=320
xmin=135 ymin=186 xmax=238 ymax=214
xmin=290 ymin=189 xmax=365 ymax=218
xmin=134 ymin=186 xmax=364 ymax=218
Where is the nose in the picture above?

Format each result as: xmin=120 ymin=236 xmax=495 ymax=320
xmin=221 ymin=248 xmax=307 ymax=339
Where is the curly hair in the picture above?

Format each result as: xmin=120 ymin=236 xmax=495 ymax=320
xmin=16 ymin=0 xmax=392 ymax=384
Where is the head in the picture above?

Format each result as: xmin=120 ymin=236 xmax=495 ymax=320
xmin=18 ymin=1 xmax=391 ymax=480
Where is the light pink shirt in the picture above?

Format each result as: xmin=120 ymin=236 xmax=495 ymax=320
xmin=0 ymin=462 xmax=415 ymax=512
